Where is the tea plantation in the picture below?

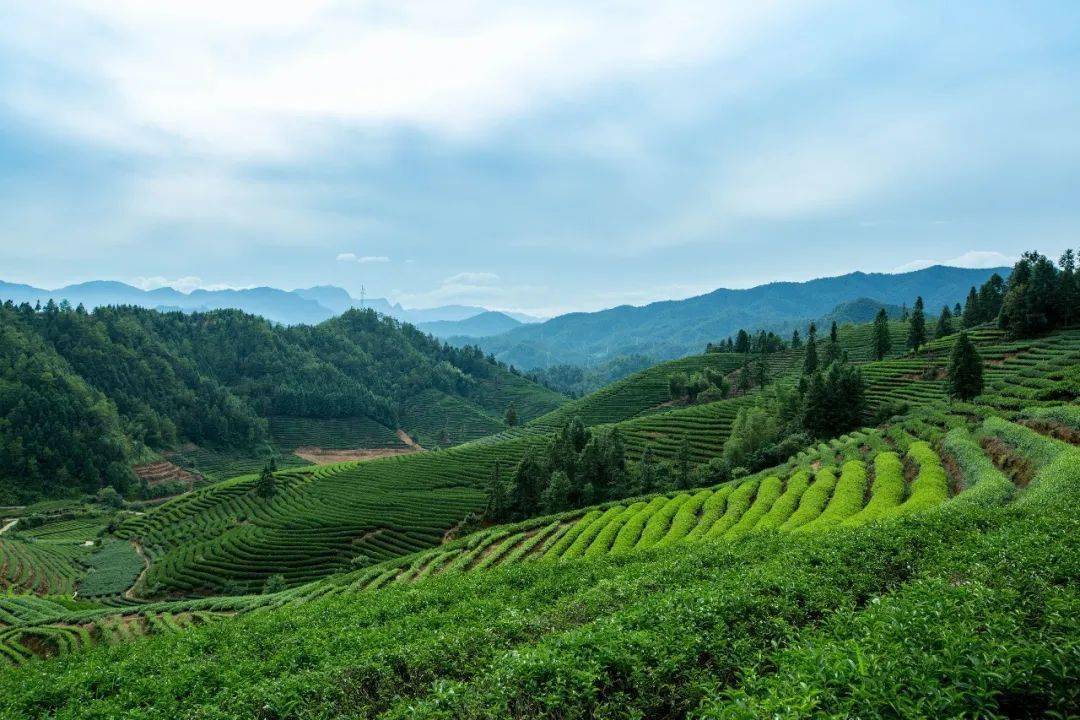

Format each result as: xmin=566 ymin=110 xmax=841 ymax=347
xmin=0 ymin=319 xmax=1076 ymax=718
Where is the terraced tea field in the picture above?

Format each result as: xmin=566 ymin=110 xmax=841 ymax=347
xmin=324 ymin=413 xmax=1057 ymax=592
xmin=3 ymin=407 xmax=1074 ymax=669
xmin=267 ymin=416 xmax=404 ymax=451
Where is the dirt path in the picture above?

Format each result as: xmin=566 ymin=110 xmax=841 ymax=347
xmin=124 ymin=539 xmax=150 ymax=600
xmin=0 ymin=519 xmax=17 ymax=535
xmin=293 ymin=446 xmax=419 ymax=464
xmin=396 ymin=429 xmax=424 ymax=450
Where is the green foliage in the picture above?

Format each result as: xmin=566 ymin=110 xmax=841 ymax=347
xmin=935 ymin=304 xmax=954 ymax=338
xmin=800 ymin=361 xmax=866 ymax=439
xmin=947 ymin=331 xmax=984 ymax=400
xmin=798 ymin=460 xmax=867 ymax=530
xmin=887 ymin=441 xmax=949 ymax=516
xmin=722 ymin=406 xmax=778 ymax=468
xmin=77 ymin=540 xmax=144 ymax=597
xmin=907 ymin=296 xmax=927 ymax=351
xmin=0 ymin=303 xmax=563 ymax=500
xmin=1019 ymin=404 xmax=1080 ymax=431
xmin=942 ymin=429 xmax=1013 ymax=507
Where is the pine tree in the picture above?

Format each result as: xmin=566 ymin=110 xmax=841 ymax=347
xmin=1059 ymin=249 xmax=1079 ymax=325
xmin=509 ymin=453 xmax=544 ymax=518
xmin=504 ymin=403 xmax=518 ymax=427
xmin=734 ymin=329 xmax=751 ymax=355
xmin=484 ymin=461 xmax=508 ymax=521
xmin=675 ymin=436 xmax=692 ymax=489
xmin=739 ymin=361 xmax=753 ymax=393
xmin=824 ymin=321 xmax=841 ymax=364
xmin=935 ymin=305 xmax=953 ymax=338
xmin=907 ymin=296 xmax=927 ymax=352
xmin=953 ymin=302 xmax=963 ymax=317
xmin=256 ymin=463 xmax=276 ymax=498
xmin=947 ymin=331 xmax=984 ymax=400
xmin=755 ymin=356 xmax=769 ymax=388
xmin=802 ymin=322 xmax=819 ymax=375
xmin=540 ymin=470 xmax=570 ymax=513
xmin=872 ymin=308 xmax=892 ymax=361
xmin=962 ymin=286 xmax=980 ymax=328
xmin=669 ymin=372 xmax=688 ymax=400
xmin=790 ymin=329 xmax=802 ymax=349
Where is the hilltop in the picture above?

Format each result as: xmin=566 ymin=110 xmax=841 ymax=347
xmin=0 ymin=304 xmax=564 ymax=502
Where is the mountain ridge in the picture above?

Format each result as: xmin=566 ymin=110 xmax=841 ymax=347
xmin=465 ymin=265 xmax=1008 ymax=368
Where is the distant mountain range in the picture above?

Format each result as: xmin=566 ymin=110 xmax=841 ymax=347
xmin=417 ymin=311 xmax=524 ymax=339
xmin=0 ymin=280 xmax=541 ymax=327
xmin=461 ymin=265 xmax=1009 ymax=369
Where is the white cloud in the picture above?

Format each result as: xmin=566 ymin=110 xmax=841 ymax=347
xmin=3 ymin=1 xmax=812 ymax=158
xmin=131 ymin=275 xmax=203 ymax=293
xmin=893 ymin=250 xmax=1016 ymax=273
xmin=337 ymin=253 xmax=390 ymax=264
xmin=130 ymin=276 xmax=247 ymax=293
xmin=443 ymin=272 xmax=500 ymax=285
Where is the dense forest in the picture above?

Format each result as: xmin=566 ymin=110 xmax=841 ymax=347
xmin=0 ymin=303 xmax=560 ymax=502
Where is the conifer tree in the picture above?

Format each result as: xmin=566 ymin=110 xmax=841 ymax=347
xmin=734 ymin=329 xmax=751 ymax=355
xmin=935 ymin=305 xmax=953 ymax=338
xmin=802 ymin=322 xmax=819 ymax=375
xmin=508 ymin=452 xmax=543 ymax=518
xmin=947 ymin=331 xmax=984 ymax=400
xmin=1059 ymin=249 xmax=1079 ymax=325
xmin=540 ymin=470 xmax=570 ymax=513
xmin=824 ymin=321 xmax=841 ymax=364
xmin=962 ymin=286 xmax=980 ymax=328
xmin=907 ymin=296 xmax=927 ymax=352
xmin=739 ymin=361 xmax=753 ymax=393
xmin=953 ymin=302 xmax=963 ymax=317
xmin=790 ymin=329 xmax=802 ymax=349
xmin=256 ymin=463 xmax=276 ymax=498
xmin=484 ymin=461 xmax=506 ymax=520
xmin=504 ymin=403 xmax=518 ymax=427
xmin=668 ymin=372 xmax=688 ymax=400
xmin=872 ymin=308 xmax=892 ymax=361
xmin=675 ymin=436 xmax=692 ymax=490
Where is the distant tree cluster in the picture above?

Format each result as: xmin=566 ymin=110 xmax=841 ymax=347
xmin=998 ymin=250 xmax=1079 ymax=338
xmin=668 ymin=367 xmax=731 ymax=404
xmin=707 ymin=329 xmax=786 ymax=355
xmin=484 ymin=418 xmax=632 ymax=521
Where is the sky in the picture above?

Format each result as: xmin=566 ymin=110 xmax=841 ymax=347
xmin=1 ymin=1 xmax=1078 ymax=317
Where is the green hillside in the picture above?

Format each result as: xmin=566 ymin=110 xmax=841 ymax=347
xmin=0 ymin=303 xmax=565 ymax=502
xmin=0 ymin=366 xmax=1076 ymax=716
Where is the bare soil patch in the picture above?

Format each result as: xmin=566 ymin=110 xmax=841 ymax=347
xmin=132 ymin=460 xmax=201 ymax=488
xmin=1019 ymin=419 xmax=1080 ymax=446
xmin=980 ymin=437 xmax=1036 ymax=487
xmin=396 ymin=429 xmax=424 ymax=450
xmin=293 ymin=446 xmax=419 ymax=464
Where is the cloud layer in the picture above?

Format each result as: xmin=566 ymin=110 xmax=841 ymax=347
xmin=1 ymin=2 xmax=1078 ymax=315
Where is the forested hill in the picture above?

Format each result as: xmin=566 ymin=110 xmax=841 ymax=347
xmin=0 ymin=303 xmax=564 ymax=502
xmin=469 ymin=265 xmax=1008 ymax=368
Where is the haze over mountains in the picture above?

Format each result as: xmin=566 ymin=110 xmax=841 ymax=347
xmin=1 ymin=264 xmax=1006 ymax=371
xmin=0 ymin=280 xmax=540 ymax=328
xmin=464 ymin=265 xmax=1010 ymax=368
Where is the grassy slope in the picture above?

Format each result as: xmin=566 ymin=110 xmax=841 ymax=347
xmin=0 ymin=413 xmax=1075 ymax=718
xmin=10 ymin=324 xmax=1076 ymax=600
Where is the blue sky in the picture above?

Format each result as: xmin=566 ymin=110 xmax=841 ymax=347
xmin=1 ymin=1 xmax=1078 ymax=316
